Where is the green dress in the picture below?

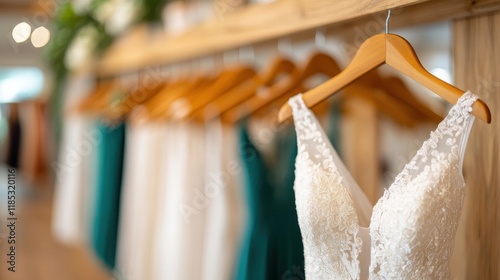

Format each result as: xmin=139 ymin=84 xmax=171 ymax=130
xmin=235 ymin=102 xmax=342 ymax=280
xmin=91 ymin=121 xmax=126 ymax=270
xmin=236 ymin=124 xmax=304 ymax=280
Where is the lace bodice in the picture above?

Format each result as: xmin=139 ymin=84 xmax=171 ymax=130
xmin=289 ymin=91 xmax=477 ymax=280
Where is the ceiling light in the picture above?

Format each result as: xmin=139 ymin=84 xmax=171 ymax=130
xmin=12 ymin=22 xmax=31 ymax=43
xmin=31 ymin=26 xmax=50 ymax=48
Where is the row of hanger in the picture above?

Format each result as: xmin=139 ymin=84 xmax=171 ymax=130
xmin=278 ymin=11 xmax=490 ymax=123
xmin=75 ymin=11 xmax=491 ymax=126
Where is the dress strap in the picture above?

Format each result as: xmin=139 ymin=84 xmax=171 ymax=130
xmin=288 ymin=93 xmax=331 ymax=164
xmin=441 ymin=90 xmax=478 ymax=142
xmin=287 ymin=93 xmax=323 ymax=146
xmin=288 ymin=93 xmax=374 ymax=225
xmin=455 ymin=91 xmax=478 ymax=175
xmin=456 ymin=91 xmax=478 ymax=114
xmin=288 ymin=94 xmax=309 ymax=134
xmin=390 ymin=91 xmax=478 ymax=187
xmin=288 ymin=93 xmax=307 ymax=112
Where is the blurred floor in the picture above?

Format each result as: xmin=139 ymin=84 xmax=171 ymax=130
xmin=0 ymin=167 xmax=110 ymax=280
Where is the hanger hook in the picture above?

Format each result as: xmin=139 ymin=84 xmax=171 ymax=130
xmin=161 ymin=64 xmax=172 ymax=79
xmin=223 ymin=49 xmax=234 ymax=66
xmin=315 ymin=28 xmax=326 ymax=49
xmin=278 ymin=37 xmax=292 ymax=57
xmin=171 ymin=63 xmax=179 ymax=79
xmin=191 ymin=58 xmax=198 ymax=73
xmin=249 ymin=45 xmax=255 ymax=63
xmin=201 ymin=55 xmax=215 ymax=72
xmin=385 ymin=9 xmax=391 ymax=34
xmin=182 ymin=61 xmax=190 ymax=77
xmin=236 ymin=46 xmax=253 ymax=65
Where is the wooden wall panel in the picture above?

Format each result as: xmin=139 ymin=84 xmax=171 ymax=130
xmin=454 ymin=11 xmax=500 ymax=279
xmin=341 ymin=95 xmax=380 ymax=206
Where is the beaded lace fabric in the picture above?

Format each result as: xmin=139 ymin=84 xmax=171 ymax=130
xmin=288 ymin=91 xmax=477 ymax=279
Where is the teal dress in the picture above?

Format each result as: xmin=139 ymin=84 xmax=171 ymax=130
xmin=236 ymin=124 xmax=304 ymax=280
xmin=273 ymin=127 xmax=305 ymax=279
xmin=91 ymin=121 xmax=126 ymax=270
xmin=236 ymin=102 xmax=342 ymax=280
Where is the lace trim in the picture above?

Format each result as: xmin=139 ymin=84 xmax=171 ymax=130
xmin=369 ymin=91 xmax=477 ymax=278
xmin=289 ymin=91 xmax=478 ymax=279
xmin=386 ymin=91 xmax=477 ymax=192
xmin=289 ymin=94 xmax=362 ymax=279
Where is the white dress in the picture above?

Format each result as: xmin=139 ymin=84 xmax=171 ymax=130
xmin=288 ymin=91 xmax=477 ymax=279
xmin=52 ymin=115 xmax=99 ymax=245
xmin=200 ymin=121 xmax=246 ymax=280
xmin=52 ymin=75 xmax=97 ymax=245
xmin=115 ymin=122 xmax=168 ymax=280
xmin=152 ymin=123 xmax=206 ymax=280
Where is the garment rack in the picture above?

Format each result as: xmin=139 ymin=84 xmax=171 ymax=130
xmin=99 ymin=0 xmax=500 ymax=76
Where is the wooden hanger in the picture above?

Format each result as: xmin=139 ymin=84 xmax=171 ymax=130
xmin=133 ymin=60 xmax=219 ymax=121
xmin=377 ymin=75 xmax=443 ymax=123
xmin=192 ymin=56 xmax=296 ymax=122
xmin=151 ymin=71 xmax=223 ymax=121
xmin=346 ymin=82 xmax=423 ymax=127
xmin=166 ymin=65 xmax=256 ymax=120
xmin=221 ymin=52 xmax=332 ymax=123
xmin=108 ymin=78 xmax=167 ymax=120
xmin=132 ymin=75 xmax=202 ymax=122
xmin=225 ymin=51 xmax=424 ymax=126
xmin=249 ymin=84 xmax=310 ymax=121
xmin=278 ymin=34 xmax=491 ymax=123
xmin=156 ymin=76 xmax=214 ymax=119
xmin=352 ymin=70 xmax=442 ymax=124
xmin=71 ymin=79 xmax=114 ymax=114
xmin=85 ymin=69 xmax=170 ymax=120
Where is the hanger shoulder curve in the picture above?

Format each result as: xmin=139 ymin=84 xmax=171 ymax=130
xmin=172 ymin=66 xmax=256 ymax=120
xmin=198 ymin=57 xmax=297 ymax=122
xmin=278 ymin=35 xmax=386 ymax=122
xmin=234 ymin=51 xmax=343 ymax=123
xmin=279 ymin=33 xmax=491 ymax=123
xmin=386 ymin=34 xmax=491 ymax=123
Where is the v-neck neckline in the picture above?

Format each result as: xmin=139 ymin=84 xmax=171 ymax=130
xmin=292 ymin=92 xmax=474 ymax=230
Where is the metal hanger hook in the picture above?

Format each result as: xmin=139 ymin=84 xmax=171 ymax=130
xmin=201 ymin=55 xmax=215 ymax=71
xmin=182 ymin=61 xmax=190 ymax=77
xmin=239 ymin=45 xmax=255 ymax=64
xmin=386 ymin=9 xmax=391 ymax=34
xmin=223 ymin=49 xmax=236 ymax=66
xmin=315 ymin=28 xmax=326 ymax=49
xmin=161 ymin=64 xmax=172 ymax=78
xmin=278 ymin=37 xmax=292 ymax=56
xmin=191 ymin=58 xmax=199 ymax=73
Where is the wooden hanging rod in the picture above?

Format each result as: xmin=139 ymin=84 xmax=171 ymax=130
xmin=98 ymin=0 xmax=500 ymax=76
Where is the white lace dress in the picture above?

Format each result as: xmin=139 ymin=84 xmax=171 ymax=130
xmin=288 ymin=91 xmax=478 ymax=280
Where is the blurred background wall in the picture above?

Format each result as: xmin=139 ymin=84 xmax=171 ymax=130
xmin=0 ymin=1 xmax=498 ymax=279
